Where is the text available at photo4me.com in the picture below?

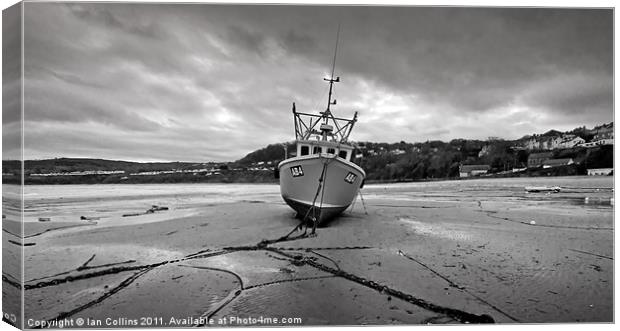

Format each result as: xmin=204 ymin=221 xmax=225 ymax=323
xmin=26 ymin=315 xmax=304 ymax=328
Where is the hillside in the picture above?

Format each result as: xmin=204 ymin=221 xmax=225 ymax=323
xmin=236 ymin=140 xmax=611 ymax=181
xmin=2 ymin=123 xmax=613 ymax=184
xmin=235 ymin=143 xmax=295 ymax=166
xmin=235 ymin=122 xmax=614 ymax=181
xmin=1 ymin=158 xmax=234 ymax=185
xmin=3 ymin=158 xmax=225 ymax=175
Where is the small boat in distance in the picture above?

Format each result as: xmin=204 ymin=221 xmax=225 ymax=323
xmin=525 ymin=186 xmax=561 ymax=193
xmin=277 ymin=36 xmax=366 ymax=227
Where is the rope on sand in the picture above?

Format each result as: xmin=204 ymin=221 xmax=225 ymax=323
xmin=397 ymin=249 xmax=520 ymax=323
xmin=271 ymin=157 xmax=333 ymax=245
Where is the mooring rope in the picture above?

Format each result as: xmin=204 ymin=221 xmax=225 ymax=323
xmin=277 ymin=157 xmax=330 ymax=241
xmin=358 ymin=189 xmax=369 ymax=215
xmin=315 ymin=157 xmax=332 ymax=233
xmin=269 ymin=151 xmax=344 ymax=244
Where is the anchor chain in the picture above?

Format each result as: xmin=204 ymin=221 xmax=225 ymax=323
xmin=266 ymin=248 xmax=495 ymax=324
xmin=274 ymin=246 xmax=373 ymax=251
xmin=24 ymin=250 xmax=232 ymax=290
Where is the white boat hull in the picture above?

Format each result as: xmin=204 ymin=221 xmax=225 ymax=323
xmin=278 ymin=154 xmax=365 ymax=225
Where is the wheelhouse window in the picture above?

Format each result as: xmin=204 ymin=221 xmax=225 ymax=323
xmin=313 ymin=146 xmax=321 ymax=154
xmin=339 ymin=150 xmax=348 ymax=159
xmin=300 ymin=145 xmax=309 ymax=156
xmin=327 ymin=148 xmax=336 ymax=154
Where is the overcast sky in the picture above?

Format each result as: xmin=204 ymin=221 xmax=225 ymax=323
xmin=2 ymin=3 xmax=613 ymax=162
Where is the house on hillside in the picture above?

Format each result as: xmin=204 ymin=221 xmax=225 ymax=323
xmin=540 ymin=136 xmax=562 ymax=150
xmin=478 ymin=145 xmax=492 ymax=157
xmin=594 ymin=139 xmax=614 ymax=146
xmin=594 ymin=123 xmax=613 ymax=140
xmin=528 ymin=152 xmax=553 ymax=168
xmin=542 ymin=158 xmax=574 ymax=168
xmin=523 ymin=135 xmax=562 ymax=150
xmin=577 ymin=141 xmax=598 ymax=148
xmin=459 ymin=165 xmax=491 ymax=178
xmin=558 ymin=135 xmax=585 ymax=149
xmin=523 ymin=137 xmax=539 ymax=150
xmin=587 ymin=123 xmax=614 ymax=146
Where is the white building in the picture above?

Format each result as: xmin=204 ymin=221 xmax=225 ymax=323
xmin=558 ymin=136 xmax=585 ymax=149
xmin=587 ymin=168 xmax=613 ymax=176
xmin=594 ymin=138 xmax=614 ymax=146
xmin=459 ymin=165 xmax=491 ymax=177
xmin=542 ymin=158 xmax=574 ymax=169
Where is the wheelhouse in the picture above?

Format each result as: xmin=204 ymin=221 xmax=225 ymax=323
xmin=296 ymin=140 xmax=354 ymax=161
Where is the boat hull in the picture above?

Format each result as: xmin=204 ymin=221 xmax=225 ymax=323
xmin=278 ymin=154 xmax=365 ymax=226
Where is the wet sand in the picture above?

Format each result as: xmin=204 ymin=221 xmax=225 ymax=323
xmin=2 ymin=177 xmax=614 ymax=326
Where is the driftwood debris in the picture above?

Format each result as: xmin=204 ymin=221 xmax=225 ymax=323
xmin=122 ymin=205 xmax=169 ymax=217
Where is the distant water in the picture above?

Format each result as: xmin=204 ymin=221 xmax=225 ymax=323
xmin=17 ymin=184 xmax=283 ymax=224
xmin=21 ymin=183 xmax=282 ymax=202
xmin=7 ymin=176 xmax=612 ymax=224
xmin=19 ymin=176 xmax=613 ymax=199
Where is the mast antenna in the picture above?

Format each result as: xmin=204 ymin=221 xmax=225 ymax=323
xmin=324 ymin=23 xmax=341 ymax=116
xmin=330 ymin=22 xmax=341 ymax=80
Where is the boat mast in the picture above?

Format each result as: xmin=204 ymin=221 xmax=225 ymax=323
xmin=322 ymin=23 xmax=341 ymax=125
xmin=292 ymin=23 xmax=358 ymax=144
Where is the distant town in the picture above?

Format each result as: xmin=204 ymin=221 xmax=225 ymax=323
xmin=1 ymin=122 xmax=613 ymax=184
xmin=456 ymin=122 xmax=613 ymax=178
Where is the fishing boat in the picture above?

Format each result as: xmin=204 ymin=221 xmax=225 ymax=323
xmin=277 ymin=35 xmax=365 ymax=227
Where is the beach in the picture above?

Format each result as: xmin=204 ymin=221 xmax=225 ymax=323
xmin=2 ymin=176 xmax=614 ymax=326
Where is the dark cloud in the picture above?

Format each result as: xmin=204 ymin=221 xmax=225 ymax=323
xmin=280 ymin=30 xmax=318 ymax=55
xmin=68 ymin=3 xmax=168 ymax=40
xmin=2 ymin=3 xmax=21 ymax=126
xmin=226 ymin=24 xmax=268 ymax=56
xmin=521 ymin=74 xmax=613 ymax=115
xmin=5 ymin=3 xmax=613 ymax=162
